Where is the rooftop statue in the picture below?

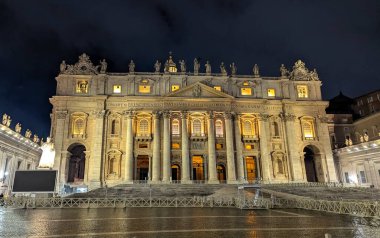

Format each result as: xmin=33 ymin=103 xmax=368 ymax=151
xmin=129 ymin=60 xmax=135 ymax=74
xmin=25 ymin=129 xmax=32 ymax=139
xmin=5 ymin=116 xmax=11 ymax=127
xmin=179 ymin=60 xmax=186 ymax=73
xmin=60 ymin=60 xmax=66 ymax=73
xmin=205 ymin=61 xmax=211 ymax=75
xmin=15 ymin=123 xmax=22 ymax=133
xmin=33 ymin=134 xmax=40 ymax=143
xmin=2 ymin=113 xmax=8 ymax=126
xmin=60 ymin=53 xmax=100 ymax=75
xmin=220 ymin=62 xmax=227 ymax=75
xmin=253 ymin=64 xmax=260 ymax=77
xmin=280 ymin=64 xmax=289 ymax=78
xmin=230 ymin=62 xmax=237 ymax=76
xmin=290 ymin=60 xmax=320 ymax=81
xmin=154 ymin=60 xmax=161 ymax=73
xmin=164 ymin=60 xmax=169 ymax=73
xmin=194 ymin=58 xmax=200 ymax=75
xmin=99 ymin=59 xmax=107 ymax=73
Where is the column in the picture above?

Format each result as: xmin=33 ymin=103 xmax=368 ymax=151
xmin=234 ymin=114 xmax=245 ymax=183
xmin=207 ymin=111 xmax=218 ymax=184
xmin=151 ymin=111 xmax=161 ymax=183
xmin=124 ymin=110 xmax=134 ymax=184
xmin=52 ymin=111 xmax=68 ymax=193
xmin=225 ymin=112 xmax=237 ymax=183
xmin=89 ymin=110 xmax=106 ymax=189
xmin=181 ymin=111 xmax=191 ymax=183
xmin=258 ymin=114 xmax=271 ymax=182
xmin=281 ymin=113 xmax=303 ymax=181
xmin=162 ymin=111 xmax=171 ymax=183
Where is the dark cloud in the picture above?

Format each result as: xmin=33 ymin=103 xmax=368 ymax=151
xmin=0 ymin=0 xmax=379 ymax=138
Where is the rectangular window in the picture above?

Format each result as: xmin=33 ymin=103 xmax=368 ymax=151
xmin=172 ymin=143 xmax=180 ymax=149
xmin=297 ymin=85 xmax=308 ymax=98
xmin=216 ymin=143 xmax=224 ymax=150
xmin=214 ymin=86 xmax=222 ymax=91
xmin=360 ymin=171 xmax=367 ymax=183
xmin=245 ymin=144 xmax=253 ymax=150
xmin=113 ymin=85 xmax=122 ymax=94
xmin=139 ymin=143 xmax=148 ymax=148
xmin=241 ymin=88 xmax=252 ymax=96
xmin=171 ymin=85 xmax=180 ymax=92
xmin=76 ymin=80 xmax=89 ymax=93
xmin=139 ymin=85 xmax=151 ymax=93
xmin=267 ymin=88 xmax=276 ymax=97
xmin=344 ymin=172 xmax=349 ymax=183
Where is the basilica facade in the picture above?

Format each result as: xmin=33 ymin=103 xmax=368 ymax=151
xmin=51 ymin=53 xmax=337 ymax=192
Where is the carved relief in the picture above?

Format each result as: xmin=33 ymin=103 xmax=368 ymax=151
xmin=290 ymin=60 xmax=320 ymax=81
xmin=61 ymin=53 xmax=100 ymax=75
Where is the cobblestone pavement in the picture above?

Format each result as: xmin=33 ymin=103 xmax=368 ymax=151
xmin=0 ymin=207 xmax=379 ymax=237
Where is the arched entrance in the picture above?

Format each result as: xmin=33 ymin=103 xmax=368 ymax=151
xmin=171 ymin=164 xmax=181 ymax=181
xmin=245 ymin=156 xmax=257 ymax=183
xmin=136 ymin=155 xmax=149 ymax=180
xmin=303 ymin=146 xmax=318 ymax=182
xmin=192 ymin=155 xmax=204 ymax=181
xmin=217 ymin=164 xmax=226 ymax=181
xmin=67 ymin=144 xmax=86 ymax=183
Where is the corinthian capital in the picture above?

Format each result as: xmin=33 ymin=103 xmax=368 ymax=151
xmin=207 ymin=111 xmax=215 ymax=120
xmin=180 ymin=111 xmax=188 ymax=119
xmin=91 ymin=110 xmax=106 ymax=119
xmin=153 ymin=111 xmax=162 ymax=119
xmin=122 ymin=110 xmax=135 ymax=118
xmin=224 ymin=112 xmax=233 ymax=120
xmin=258 ymin=113 xmax=270 ymax=121
xmin=55 ymin=111 xmax=68 ymax=119
xmin=317 ymin=115 xmax=329 ymax=123
xmin=162 ymin=111 xmax=171 ymax=119
xmin=279 ymin=112 xmax=296 ymax=122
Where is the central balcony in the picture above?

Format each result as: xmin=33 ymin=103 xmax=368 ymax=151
xmin=190 ymin=133 xmax=207 ymax=141
xmin=135 ymin=133 xmax=152 ymax=142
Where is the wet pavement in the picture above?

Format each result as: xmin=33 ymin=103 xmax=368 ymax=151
xmin=0 ymin=207 xmax=379 ymax=237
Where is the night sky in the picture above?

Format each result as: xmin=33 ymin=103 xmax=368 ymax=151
xmin=0 ymin=0 xmax=379 ymax=138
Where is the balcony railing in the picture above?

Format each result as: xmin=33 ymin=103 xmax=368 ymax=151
xmin=242 ymin=135 xmax=259 ymax=142
xmin=190 ymin=133 xmax=207 ymax=141
xmin=135 ymin=134 xmax=152 ymax=141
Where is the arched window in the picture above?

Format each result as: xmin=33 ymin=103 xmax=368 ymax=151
xmin=192 ymin=119 xmax=202 ymax=135
xmin=172 ymin=119 xmax=180 ymax=136
xmin=277 ymin=159 xmax=284 ymax=174
xmin=139 ymin=119 xmax=149 ymax=135
xmin=243 ymin=120 xmax=253 ymax=135
xmin=215 ymin=120 xmax=223 ymax=137
xmin=302 ymin=120 xmax=314 ymax=139
xmin=73 ymin=118 xmax=85 ymax=135
xmin=109 ymin=157 xmax=115 ymax=174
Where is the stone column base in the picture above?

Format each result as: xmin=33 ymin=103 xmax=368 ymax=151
xmin=227 ymin=180 xmax=239 ymax=184
xmin=122 ymin=180 xmax=134 ymax=185
xmin=149 ymin=180 xmax=162 ymax=184
xmin=88 ymin=181 xmax=102 ymax=190
xmin=207 ymin=179 xmax=220 ymax=184
xmin=181 ymin=179 xmax=193 ymax=184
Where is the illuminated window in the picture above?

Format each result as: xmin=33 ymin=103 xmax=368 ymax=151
xmin=241 ymin=88 xmax=252 ymax=96
xmin=169 ymin=65 xmax=177 ymax=73
xmin=302 ymin=119 xmax=315 ymax=140
xmin=172 ymin=119 xmax=180 ymax=135
xmin=214 ymin=86 xmax=222 ymax=91
xmin=171 ymin=85 xmax=180 ymax=91
xmin=215 ymin=120 xmax=223 ymax=137
xmin=172 ymin=143 xmax=180 ymax=149
xmin=139 ymin=119 xmax=149 ymax=135
xmin=216 ymin=143 xmax=224 ymax=150
xmin=267 ymin=88 xmax=276 ymax=97
xmin=192 ymin=119 xmax=202 ymax=135
xmin=297 ymin=85 xmax=308 ymax=98
xmin=243 ymin=120 xmax=253 ymax=135
xmin=76 ymin=81 xmax=88 ymax=93
xmin=73 ymin=118 xmax=85 ymax=136
xmin=113 ymin=85 xmax=122 ymax=94
xmin=245 ymin=144 xmax=253 ymax=150
xmin=243 ymin=81 xmax=249 ymax=86
xmin=139 ymin=85 xmax=151 ymax=93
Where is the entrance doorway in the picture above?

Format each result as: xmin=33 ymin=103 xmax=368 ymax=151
xmin=67 ymin=144 xmax=86 ymax=183
xmin=217 ymin=164 xmax=226 ymax=181
xmin=136 ymin=155 xmax=149 ymax=180
xmin=192 ymin=156 xmax=204 ymax=180
xmin=171 ymin=164 xmax=181 ymax=181
xmin=245 ymin=156 xmax=257 ymax=182
xmin=303 ymin=147 xmax=318 ymax=182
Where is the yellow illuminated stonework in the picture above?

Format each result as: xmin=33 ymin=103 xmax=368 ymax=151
xmin=171 ymin=85 xmax=180 ymax=91
xmin=241 ymin=88 xmax=252 ymax=96
xmin=139 ymin=85 xmax=151 ymax=93
xmin=302 ymin=119 xmax=315 ymax=140
xmin=214 ymin=86 xmax=221 ymax=91
xmin=297 ymin=85 xmax=308 ymax=98
xmin=267 ymin=88 xmax=276 ymax=97
xmin=172 ymin=142 xmax=180 ymax=149
xmin=113 ymin=85 xmax=121 ymax=94
xmin=76 ymin=80 xmax=88 ymax=93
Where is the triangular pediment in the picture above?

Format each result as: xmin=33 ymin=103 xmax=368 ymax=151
xmin=165 ymin=82 xmax=234 ymax=99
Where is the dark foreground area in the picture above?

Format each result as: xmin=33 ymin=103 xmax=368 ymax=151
xmin=0 ymin=207 xmax=379 ymax=238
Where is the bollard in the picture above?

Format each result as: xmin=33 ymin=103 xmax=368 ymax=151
xmin=325 ymin=233 xmax=332 ymax=238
